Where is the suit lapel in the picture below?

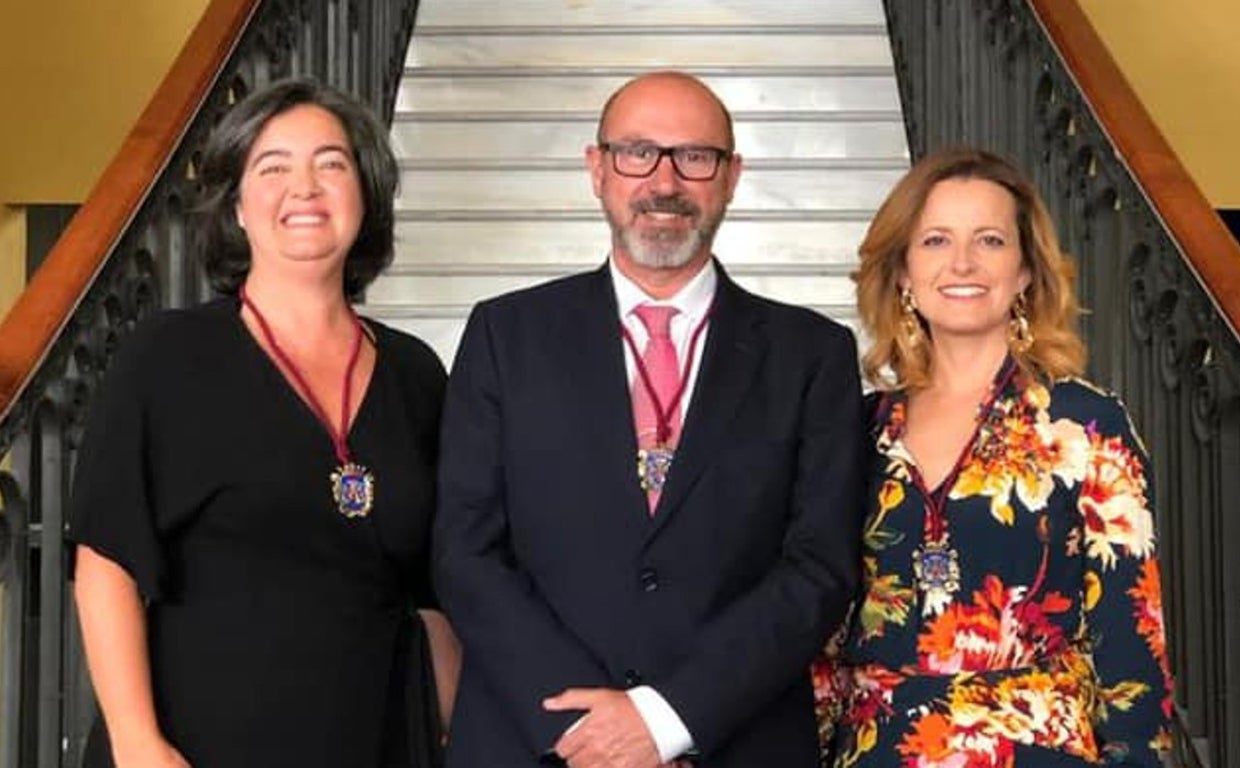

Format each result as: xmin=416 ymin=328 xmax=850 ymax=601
xmin=648 ymin=268 xmax=765 ymax=536
xmin=568 ymin=266 xmax=652 ymax=518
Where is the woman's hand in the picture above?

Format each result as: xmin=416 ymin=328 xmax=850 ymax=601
xmin=112 ymin=735 xmax=192 ymax=768
xmin=419 ymin=609 xmax=461 ymax=730
xmin=75 ymin=547 xmax=185 ymax=768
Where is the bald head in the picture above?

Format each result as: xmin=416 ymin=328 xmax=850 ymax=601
xmin=596 ymin=71 xmax=735 ymax=151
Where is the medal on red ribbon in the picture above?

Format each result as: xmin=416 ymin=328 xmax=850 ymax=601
xmin=621 ymin=306 xmax=712 ymax=494
xmin=241 ymin=286 xmax=375 ymax=519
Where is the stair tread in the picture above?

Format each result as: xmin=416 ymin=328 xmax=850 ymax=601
xmin=392 ymin=208 xmax=879 ymax=221
xmin=363 ymin=303 xmax=860 ymax=318
xmin=416 ymin=0 xmax=884 ymax=27
xmin=392 ymin=109 xmax=904 ymax=122
xmin=395 ymin=157 xmax=908 ymax=171
xmin=414 ymin=24 xmax=890 ymax=36
xmin=377 ymin=0 xmax=904 ymax=365
xmin=404 ymin=64 xmax=895 ymax=78
xmin=382 ymin=262 xmax=859 ymax=276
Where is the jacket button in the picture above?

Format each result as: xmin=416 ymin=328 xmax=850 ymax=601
xmin=639 ymin=567 xmax=659 ymax=592
xmin=624 ymin=668 xmax=643 ymax=686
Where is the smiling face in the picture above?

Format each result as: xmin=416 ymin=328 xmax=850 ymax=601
xmin=901 ymin=177 xmax=1031 ymax=351
xmin=235 ymin=104 xmax=364 ymax=282
xmin=586 ymin=73 xmax=742 ymax=289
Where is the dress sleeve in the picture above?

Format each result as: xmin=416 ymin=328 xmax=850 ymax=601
xmin=1078 ymin=394 xmax=1173 ymax=766
xmin=66 ymin=322 xmax=166 ymax=601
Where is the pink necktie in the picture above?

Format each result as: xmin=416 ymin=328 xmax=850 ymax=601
xmin=631 ymin=304 xmax=681 ymax=513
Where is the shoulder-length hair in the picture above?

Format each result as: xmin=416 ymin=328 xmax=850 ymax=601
xmin=192 ymin=77 xmax=399 ymax=298
xmin=854 ymin=146 xmax=1085 ymax=390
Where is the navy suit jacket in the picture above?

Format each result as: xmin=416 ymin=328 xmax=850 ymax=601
xmin=434 ymin=263 xmax=864 ymax=766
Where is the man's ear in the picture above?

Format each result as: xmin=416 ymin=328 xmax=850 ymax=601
xmin=723 ymin=152 xmax=743 ymax=203
xmin=585 ymin=144 xmax=605 ymax=199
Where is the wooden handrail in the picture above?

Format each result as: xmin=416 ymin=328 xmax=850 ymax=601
xmin=1030 ymin=0 xmax=1240 ymax=339
xmin=0 ymin=0 xmax=260 ymax=422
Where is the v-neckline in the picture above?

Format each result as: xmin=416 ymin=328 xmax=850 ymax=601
xmin=883 ymin=357 xmax=1019 ymax=498
xmin=230 ymin=299 xmax=380 ymax=445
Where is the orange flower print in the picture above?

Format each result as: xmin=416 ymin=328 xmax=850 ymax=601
xmin=950 ymin=383 xmax=1087 ymax=525
xmin=897 ymin=712 xmax=977 ymax=767
xmin=1079 ymin=433 xmax=1155 ymax=569
xmin=918 ymin=575 xmax=1070 ymax=674
xmin=1128 ymin=558 xmax=1173 ymax=717
xmin=895 ymin=670 xmax=1099 ymax=766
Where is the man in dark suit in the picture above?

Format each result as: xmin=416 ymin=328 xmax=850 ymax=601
xmin=434 ymin=71 xmax=864 ymax=768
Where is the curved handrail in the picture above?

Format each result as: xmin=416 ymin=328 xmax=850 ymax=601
xmin=1030 ymin=0 xmax=1240 ymax=341
xmin=0 ymin=0 xmax=260 ymax=423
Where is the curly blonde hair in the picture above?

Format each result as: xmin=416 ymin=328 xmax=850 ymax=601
xmin=855 ymin=147 xmax=1086 ymax=390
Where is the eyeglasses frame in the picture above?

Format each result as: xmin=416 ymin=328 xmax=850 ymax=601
xmin=597 ymin=141 xmax=734 ymax=181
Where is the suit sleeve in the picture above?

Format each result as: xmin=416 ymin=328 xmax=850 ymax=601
xmin=657 ymin=324 xmax=866 ymax=754
xmin=433 ymin=304 xmax=612 ymax=753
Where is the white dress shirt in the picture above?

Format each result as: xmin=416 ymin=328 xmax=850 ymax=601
xmin=612 ymin=257 xmax=716 ymax=419
xmin=608 ymin=255 xmax=716 ymax=761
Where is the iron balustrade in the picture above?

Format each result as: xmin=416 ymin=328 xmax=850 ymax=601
xmin=0 ymin=1 xmax=419 ymax=765
xmin=882 ymin=2 xmax=1240 ymax=767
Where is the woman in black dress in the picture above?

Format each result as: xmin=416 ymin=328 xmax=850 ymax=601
xmin=69 ymin=78 xmax=454 ymax=767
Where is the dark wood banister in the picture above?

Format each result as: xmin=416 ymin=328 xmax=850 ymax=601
xmin=1030 ymin=0 xmax=1240 ymax=340
xmin=0 ymin=0 xmax=260 ymax=423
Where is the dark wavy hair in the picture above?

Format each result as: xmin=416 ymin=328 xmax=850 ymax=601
xmin=193 ymin=77 xmax=399 ymax=297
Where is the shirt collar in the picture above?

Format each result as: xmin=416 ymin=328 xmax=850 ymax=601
xmin=609 ymin=256 xmax=717 ymax=322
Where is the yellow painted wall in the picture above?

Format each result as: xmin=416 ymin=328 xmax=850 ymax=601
xmin=0 ymin=207 xmax=25 ymax=317
xmin=0 ymin=1 xmax=211 ymax=204
xmin=1078 ymin=0 xmax=1240 ymax=208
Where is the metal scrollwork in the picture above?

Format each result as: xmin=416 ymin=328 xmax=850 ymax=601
xmin=884 ymin=1 xmax=1240 ymax=765
xmin=0 ymin=476 xmax=15 ymax=586
xmin=1155 ymin=289 xmax=1183 ymax=391
xmin=1128 ymin=243 xmax=1154 ymax=343
xmin=0 ymin=3 xmax=422 ymax=766
xmin=1191 ymin=353 xmax=1220 ymax=444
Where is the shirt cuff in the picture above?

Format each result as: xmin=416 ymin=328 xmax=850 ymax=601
xmin=626 ymin=685 xmax=694 ymax=762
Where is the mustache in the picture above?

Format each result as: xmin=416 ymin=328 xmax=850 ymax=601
xmin=631 ymin=196 xmax=699 ymax=217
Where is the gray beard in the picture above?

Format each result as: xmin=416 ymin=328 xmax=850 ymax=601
xmin=620 ymin=226 xmax=704 ymax=269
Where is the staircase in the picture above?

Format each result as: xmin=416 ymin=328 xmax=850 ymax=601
xmin=364 ymin=0 xmax=909 ymax=365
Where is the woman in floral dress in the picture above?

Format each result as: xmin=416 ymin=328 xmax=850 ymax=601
xmin=815 ymin=147 xmax=1172 ymax=767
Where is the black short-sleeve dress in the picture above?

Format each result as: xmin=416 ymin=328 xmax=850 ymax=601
xmin=67 ymin=298 xmax=446 ymax=768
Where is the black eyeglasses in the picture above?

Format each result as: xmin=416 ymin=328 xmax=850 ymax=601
xmin=598 ymin=141 xmax=733 ymax=181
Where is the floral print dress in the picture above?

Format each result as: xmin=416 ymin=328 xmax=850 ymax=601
xmin=814 ymin=359 xmax=1172 ymax=767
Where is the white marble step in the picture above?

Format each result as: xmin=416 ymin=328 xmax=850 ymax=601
xmin=394 ymin=160 xmax=904 ymax=212
xmin=395 ymin=70 xmax=900 ymax=114
xmin=367 ymin=302 xmax=863 ymax=370
xmin=417 ymin=0 xmax=883 ymax=27
xmin=369 ymin=0 xmax=904 ymax=368
xmin=408 ymin=28 xmax=892 ymax=68
xmin=390 ymin=113 xmax=907 ymax=161
xmin=368 ymin=264 xmax=857 ymax=310
xmin=392 ymin=216 xmax=869 ymax=268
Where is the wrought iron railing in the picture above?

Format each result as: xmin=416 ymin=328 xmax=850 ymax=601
xmin=0 ymin=1 xmax=419 ymax=765
xmin=882 ymin=1 xmax=1240 ymax=766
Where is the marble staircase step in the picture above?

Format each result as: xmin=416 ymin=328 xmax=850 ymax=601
xmin=392 ymin=216 xmax=870 ymax=268
xmin=408 ymin=26 xmax=892 ymax=68
xmin=416 ymin=0 xmax=884 ymax=27
xmin=367 ymin=0 xmax=905 ymax=367
xmin=394 ymin=159 xmax=905 ymax=212
xmin=395 ymin=68 xmax=900 ymax=114
xmin=365 ymin=301 xmax=862 ymax=369
xmin=390 ymin=112 xmax=907 ymax=161
xmin=367 ymin=262 xmax=857 ymax=307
